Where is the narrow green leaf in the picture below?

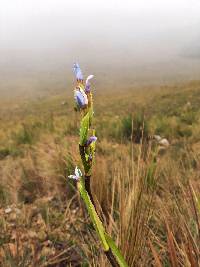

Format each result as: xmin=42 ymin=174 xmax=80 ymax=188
xmin=145 ymin=161 xmax=156 ymax=189
xmin=89 ymin=106 xmax=93 ymax=125
xmin=105 ymin=233 xmax=129 ymax=267
xmin=90 ymin=132 xmax=96 ymax=162
xmin=88 ymin=93 xmax=94 ymax=124
xmin=77 ymin=178 xmax=109 ymax=251
xmin=80 ymin=112 xmax=90 ymax=146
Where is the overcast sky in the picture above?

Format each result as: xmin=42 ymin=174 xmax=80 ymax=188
xmin=0 ymin=0 xmax=200 ymax=87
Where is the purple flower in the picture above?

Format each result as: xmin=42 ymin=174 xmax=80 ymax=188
xmin=68 ymin=166 xmax=82 ymax=181
xmin=85 ymin=136 xmax=97 ymax=146
xmin=73 ymin=63 xmax=83 ymax=81
xmin=85 ymin=84 xmax=91 ymax=94
xmin=85 ymin=75 xmax=94 ymax=93
xmin=74 ymin=89 xmax=88 ymax=108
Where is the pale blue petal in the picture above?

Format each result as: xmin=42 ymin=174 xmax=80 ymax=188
xmin=73 ymin=63 xmax=83 ymax=80
xmin=68 ymin=175 xmax=79 ymax=180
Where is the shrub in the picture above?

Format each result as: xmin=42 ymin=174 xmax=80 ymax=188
xmin=0 ymin=148 xmax=10 ymax=160
xmin=14 ymin=123 xmax=35 ymax=145
xmin=176 ymin=124 xmax=193 ymax=138
xmin=121 ymin=112 xmax=149 ymax=143
xmin=0 ymin=184 xmax=10 ymax=206
xmin=180 ymin=110 xmax=198 ymax=125
xmin=18 ymin=168 xmax=45 ymax=204
xmin=13 ymin=117 xmax=54 ymax=146
xmin=154 ymin=116 xmax=172 ymax=137
xmin=121 ymin=114 xmax=132 ymax=139
xmin=0 ymin=146 xmax=23 ymax=159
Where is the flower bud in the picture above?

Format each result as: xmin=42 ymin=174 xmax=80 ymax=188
xmin=73 ymin=63 xmax=83 ymax=81
xmin=68 ymin=166 xmax=82 ymax=181
xmin=85 ymin=75 xmax=94 ymax=93
xmin=74 ymin=88 xmax=88 ymax=108
xmin=85 ymin=136 xmax=97 ymax=146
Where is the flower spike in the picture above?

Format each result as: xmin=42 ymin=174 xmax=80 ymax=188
xmin=70 ymin=63 xmax=128 ymax=267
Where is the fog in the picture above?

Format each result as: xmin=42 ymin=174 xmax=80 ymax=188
xmin=1 ymin=0 xmax=200 ymax=94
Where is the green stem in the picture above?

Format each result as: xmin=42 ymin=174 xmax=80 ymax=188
xmin=77 ymin=84 xmax=128 ymax=266
xmin=77 ymin=177 xmax=109 ymax=251
xmin=84 ymin=175 xmax=95 ymax=206
xmin=77 ymin=177 xmax=128 ymax=267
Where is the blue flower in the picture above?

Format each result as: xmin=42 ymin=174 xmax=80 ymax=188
xmin=85 ymin=75 xmax=94 ymax=93
xmin=74 ymin=88 xmax=88 ymax=108
xmin=85 ymin=136 xmax=97 ymax=146
xmin=85 ymin=84 xmax=90 ymax=94
xmin=73 ymin=63 xmax=83 ymax=81
xmin=68 ymin=166 xmax=82 ymax=181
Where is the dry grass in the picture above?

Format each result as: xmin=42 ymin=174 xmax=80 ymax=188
xmin=0 ymin=81 xmax=199 ymax=266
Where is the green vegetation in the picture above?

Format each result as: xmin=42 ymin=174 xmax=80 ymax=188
xmin=121 ymin=112 xmax=149 ymax=142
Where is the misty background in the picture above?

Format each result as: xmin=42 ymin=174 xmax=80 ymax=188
xmin=1 ymin=0 xmax=200 ymax=97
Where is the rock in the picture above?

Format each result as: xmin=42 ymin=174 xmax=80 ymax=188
xmin=153 ymin=135 xmax=162 ymax=141
xmin=159 ymin=138 xmax=170 ymax=148
xmin=5 ymin=207 xmax=12 ymax=214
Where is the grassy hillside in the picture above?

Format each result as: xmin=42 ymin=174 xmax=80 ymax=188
xmin=0 ymin=81 xmax=199 ymax=266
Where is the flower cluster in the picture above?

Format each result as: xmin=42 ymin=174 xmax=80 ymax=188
xmin=70 ymin=63 xmax=97 ymax=178
xmin=73 ymin=63 xmax=94 ymax=110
